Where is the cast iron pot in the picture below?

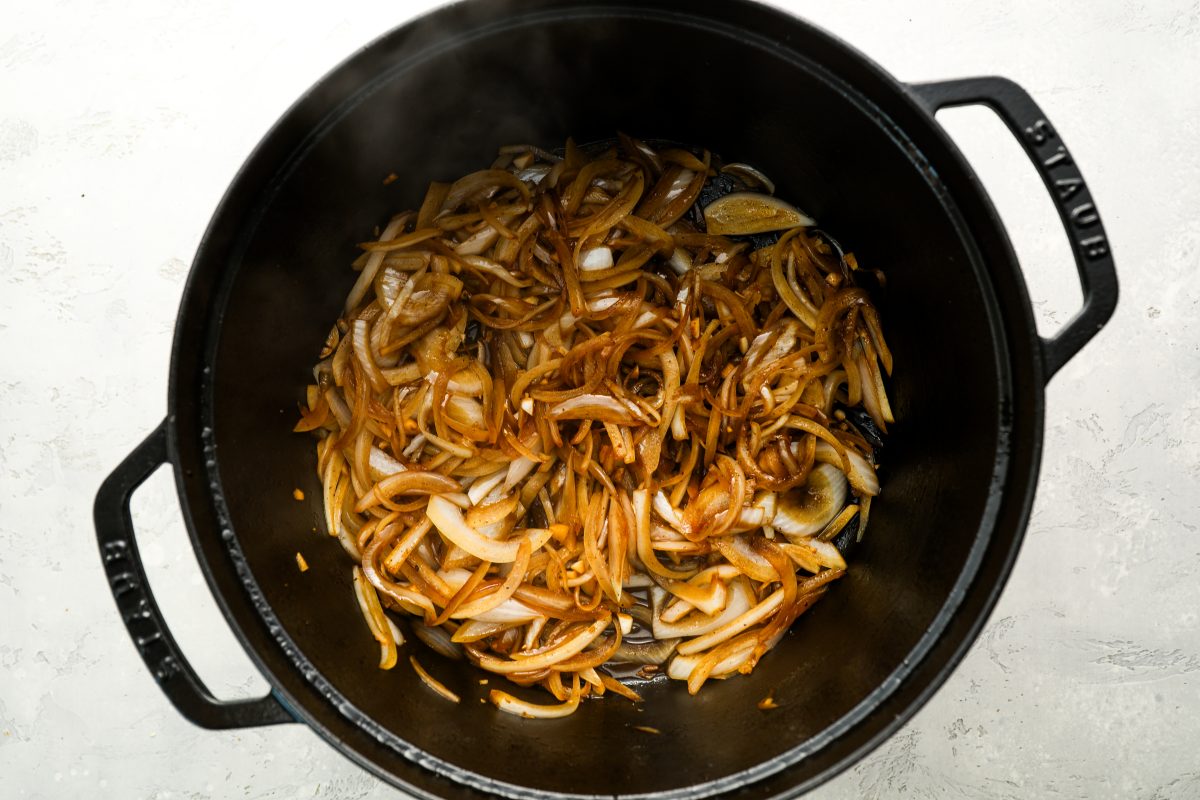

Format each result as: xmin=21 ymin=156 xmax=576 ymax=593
xmin=94 ymin=1 xmax=1118 ymax=797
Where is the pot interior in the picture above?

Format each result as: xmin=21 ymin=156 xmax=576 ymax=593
xmin=205 ymin=3 xmax=1007 ymax=796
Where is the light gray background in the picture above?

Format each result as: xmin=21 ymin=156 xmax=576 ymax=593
xmin=2 ymin=0 xmax=1197 ymax=797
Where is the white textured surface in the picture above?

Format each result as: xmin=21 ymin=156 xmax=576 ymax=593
xmin=1 ymin=1 xmax=1197 ymax=797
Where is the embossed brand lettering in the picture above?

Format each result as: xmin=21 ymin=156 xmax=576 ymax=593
xmin=1054 ymin=177 xmax=1083 ymax=202
xmin=1079 ymin=235 xmax=1109 ymax=260
xmin=122 ymin=597 xmax=153 ymax=624
xmin=153 ymin=654 xmax=182 ymax=682
xmin=136 ymin=630 xmax=164 ymax=648
xmin=102 ymin=539 xmax=129 ymax=565
xmin=1043 ymin=145 xmax=1073 ymax=170
xmin=110 ymin=570 xmax=140 ymax=598
xmin=1024 ymin=119 xmax=1056 ymax=146
xmin=1070 ymin=203 xmax=1100 ymax=228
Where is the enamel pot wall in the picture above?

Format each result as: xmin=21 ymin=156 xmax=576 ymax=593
xmin=95 ymin=2 xmax=1117 ymax=798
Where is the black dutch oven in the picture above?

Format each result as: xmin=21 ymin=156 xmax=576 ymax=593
xmin=94 ymin=1 xmax=1118 ymax=798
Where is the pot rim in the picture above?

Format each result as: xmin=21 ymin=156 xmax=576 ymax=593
xmin=165 ymin=2 xmax=1043 ymax=798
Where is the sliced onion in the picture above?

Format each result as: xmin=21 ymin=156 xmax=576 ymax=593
xmin=393 ymin=282 xmax=458 ymax=327
xmin=579 ymin=246 xmax=614 ymax=271
xmin=446 ymin=366 xmax=486 ymax=395
xmin=613 ymin=637 xmax=680 ymax=665
xmin=382 ymin=363 xmax=423 ymax=387
xmin=323 ymin=387 xmax=352 ymax=429
xmin=816 ymin=503 xmax=859 ymax=545
xmin=780 ymin=538 xmax=846 ymax=572
xmin=476 ymin=617 xmax=610 ymax=673
xmin=465 ymin=492 xmax=518 ymax=528
xmin=815 ymin=440 xmax=879 ymax=497
xmin=467 ymin=468 xmax=507 ymax=505
xmin=656 ymin=571 xmax=730 ymax=617
xmin=412 ymin=623 xmax=463 ymax=660
xmin=704 ymin=192 xmax=814 ymax=235
xmin=460 ymin=254 xmax=532 ymax=288
xmin=668 ymin=249 xmax=692 ymax=275
xmin=711 ymin=536 xmax=778 ymax=584
xmin=857 ymin=353 xmax=895 ymax=428
xmin=720 ymin=163 xmax=776 ymax=195
xmin=453 ymin=539 xmax=531 ymax=620
xmin=368 ymin=447 xmax=406 ymax=481
xmin=675 ymin=588 xmax=784 ymax=656
xmin=452 ymin=618 xmax=527 ymax=642
xmin=730 ymin=504 xmax=769 ymax=533
xmin=547 ymin=394 xmax=637 ymax=424
xmin=442 ymin=169 xmax=530 ymax=212
xmin=579 ymin=666 xmax=604 ymax=688
xmin=352 ymin=566 xmax=398 ymax=669
xmin=440 ymin=570 xmax=543 ymax=625
xmin=446 ymin=395 xmax=486 ymax=429
xmin=410 ymin=655 xmax=460 ymax=703
xmin=634 ymin=489 xmax=693 ymax=580
xmin=658 ymin=565 xmax=741 ymax=622
xmin=302 ymin=141 xmax=892 ymax=716
xmin=652 ymin=491 xmax=686 ymax=533
xmin=352 ymin=319 xmax=387 ymax=393
xmin=455 ymin=226 xmax=501 ymax=256
xmin=652 ymin=579 xmax=755 ymax=639
xmin=354 ymin=471 xmax=460 ymax=513
xmin=741 ymin=319 xmax=800 ymax=387
xmin=345 ymin=214 xmax=407 ymax=312
xmin=771 ymin=464 xmax=849 ymax=539
xmin=667 ymin=637 xmax=758 ymax=685
xmin=586 ymin=295 xmax=619 ymax=313
xmin=427 ymin=495 xmax=553 ymax=564
xmin=599 ymin=673 xmax=643 ymax=703
xmin=664 ymin=168 xmax=695 ymax=203
xmin=516 ymin=165 xmax=552 ymax=184
xmin=490 ymin=678 xmax=581 ymax=718
xmin=503 ymin=433 xmax=542 ymax=491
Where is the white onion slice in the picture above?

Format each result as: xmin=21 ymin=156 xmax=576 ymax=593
xmin=651 ymin=579 xmax=754 ymax=639
xmin=703 ymin=192 xmax=815 ymax=236
xmin=667 ymin=639 xmax=757 ymax=682
xmin=771 ymin=463 xmax=849 ymax=538
xmin=476 ymin=617 xmax=609 ymax=673
xmin=427 ymin=495 xmax=552 ymax=564
xmin=814 ymin=440 xmax=879 ymax=497
xmin=652 ymin=491 xmax=686 ymax=533
xmin=504 ymin=433 xmax=542 ymax=491
xmin=781 ymin=538 xmax=846 ymax=572
xmin=675 ymin=588 xmax=784 ymax=656
xmin=490 ymin=684 xmax=580 ymax=718
xmin=468 ymin=469 xmax=507 ymax=505
xmin=438 ymin=568 xmax=542 ymax=624
xmin=368 ymin=447 xmax=406 ymax=481
xmin=579 ymin=246 xmax=614 ymax=271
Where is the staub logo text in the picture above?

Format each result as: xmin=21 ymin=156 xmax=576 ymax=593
xmin=1023 ymin=118 xmax=1108 ymax=262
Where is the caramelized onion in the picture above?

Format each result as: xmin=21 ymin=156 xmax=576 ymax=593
xmin=301 ymin=137 xmax=892 ymax=716
xmin=490 ymin=674 xmax=582 ymax=719
xmin=410 ymin=655 xmax=460 ymax=703
xmin=427 ymin=495 xmax=555 ymax=564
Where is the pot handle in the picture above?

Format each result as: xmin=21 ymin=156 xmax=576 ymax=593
xmin=909 ymin=77 xmax=1118 ymax=380
xmin=94 ymin=419 xmax=296 ymax=729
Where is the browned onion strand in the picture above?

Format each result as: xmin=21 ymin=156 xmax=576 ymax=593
xmin=298 ymin=136 xmax=892 ymax=715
